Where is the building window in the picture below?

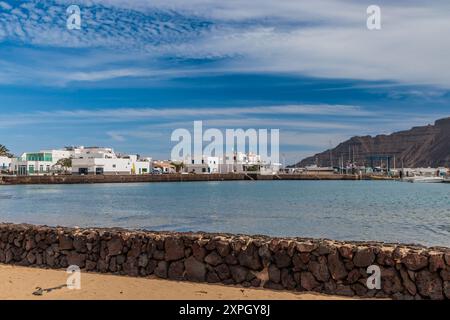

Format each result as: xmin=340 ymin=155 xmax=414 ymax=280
xmin=28 ymin=165 xmax=34 ymax=174
xmin=39 ymin=165 xmax=44 ymax=172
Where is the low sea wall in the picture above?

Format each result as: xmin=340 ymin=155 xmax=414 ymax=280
xmin=0 ymin=173 xmax=361 ymax=185
xmin=0 ymin=173 xmax=246 ymax=184
xmin=0 ymin=223 xmax=448 ymax=299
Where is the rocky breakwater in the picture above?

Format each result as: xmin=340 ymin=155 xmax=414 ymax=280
xmin=0 ymin=223 xmax=449 ymax=300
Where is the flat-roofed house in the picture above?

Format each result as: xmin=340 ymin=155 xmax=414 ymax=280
xmin=11 ymin=150 xmax=71 ymax=175
xmin=71 ymin=146 xmax=151 ymax=175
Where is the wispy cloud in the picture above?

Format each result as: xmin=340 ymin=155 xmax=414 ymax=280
xmin=0 ymin=1 xmax=449 ymax=88
xmin=34 ymin=104 xmax=374 ymax=119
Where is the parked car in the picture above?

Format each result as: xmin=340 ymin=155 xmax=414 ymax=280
xmin=152 ymin=168 xmax=162 ymax=174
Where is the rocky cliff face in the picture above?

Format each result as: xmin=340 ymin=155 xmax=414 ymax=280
xmin=296 ymin=117 xmax=450 ymax=168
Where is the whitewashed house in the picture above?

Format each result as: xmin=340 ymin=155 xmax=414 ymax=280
xmin=177 ymin=152 xmax=280 ymax=174
xmin=71 ymin=146 xmax=151 ymax=175
xmin=207 ymin=156 xmax=220 ymax=173
xmin=11 ymin=149 xmax=72 ymax=175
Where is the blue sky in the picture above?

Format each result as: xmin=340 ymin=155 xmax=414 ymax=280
xmin=0 ymin=0 xmax=449 ymax=163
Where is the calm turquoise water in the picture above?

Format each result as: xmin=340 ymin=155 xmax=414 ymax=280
xmin=0 ymin=181 xmax=449 ymax=247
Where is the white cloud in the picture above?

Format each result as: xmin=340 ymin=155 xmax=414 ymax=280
xmin=0 ymin=1 xmax=12 ymax=10
xmin=0 ymin=1 xmax=449 ymax=88
xmin=35 ymin=104 xmax=373 ymax=119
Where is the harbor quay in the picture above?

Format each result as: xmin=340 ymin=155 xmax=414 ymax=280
xmin=0 ymin=173 xmax=373 ymax=185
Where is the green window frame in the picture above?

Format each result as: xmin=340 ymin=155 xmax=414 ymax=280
xmin=26 ymin=153 xmax=53 ymax=162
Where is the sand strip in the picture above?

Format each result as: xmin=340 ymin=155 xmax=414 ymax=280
xmin=0 ymin=264 xmax=356 ymax=300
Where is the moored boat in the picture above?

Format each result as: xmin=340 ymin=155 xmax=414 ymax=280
xmin=405 ymin=176 xmax=444 ymax=183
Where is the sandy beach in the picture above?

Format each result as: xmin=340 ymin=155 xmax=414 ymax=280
xmin=0 ymin=264 xmax=355 ymax=300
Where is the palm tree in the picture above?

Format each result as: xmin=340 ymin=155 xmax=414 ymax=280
xmin=170 ymin=161 xmax=184 ymax=173
xmin=0 ymin=144 xmax=13 ymax=157
xmin=55 ymin=158 xmax=72 ymax=173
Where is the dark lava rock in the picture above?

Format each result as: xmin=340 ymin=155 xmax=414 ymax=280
xmin=155 ymin=261 xmax=168 ymax=279
xmin=215 ymin=264 xmax=231 ymax=280
xmin=168 ymin=260 xmax=185 ymax=280
xmin=230 ymin=265 xmax=248 ymax=283
xmin=353 ymin=248 xmax=375 ymax=267
xmin=274 ymin=250 xmax=291 ymax=268
xmin=308 ymin=256 xmax=330 ymax=282
xmin=402 ymin=253 xmax=428 ymax=271
xmin=268 ymin=264 xmax=281 ymax=283
xmin=204 ymin=251 xmax=223 ymax=266
xmin=58 ymin=234 xmax=73 ymax=250
xmin=300 ymin=272 xmax=319 ymax=291
xmin=238 ymin=244 xmax=262 ymax=270
xmin=165 ymin=238 xmax=185 ymax=261
xmin=184 ymin=256 xmax=206 ymax=282
xmin=416 ymin=270 xmax=444 ymax=300
xmin=107 ymin=237 xmax=123 ymax=256
xmin=328 ymin=251 xmax=347 ymax=280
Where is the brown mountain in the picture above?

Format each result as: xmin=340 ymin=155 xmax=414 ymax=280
xmin=295 ymin=117 xmax=450 ymax=168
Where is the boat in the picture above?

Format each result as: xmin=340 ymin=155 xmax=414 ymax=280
xmin=404 ymin=176 xmax=444 ymax=183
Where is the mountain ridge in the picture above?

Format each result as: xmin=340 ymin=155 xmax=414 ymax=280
xmin=295 ymin=117 xmax=450 ymax=168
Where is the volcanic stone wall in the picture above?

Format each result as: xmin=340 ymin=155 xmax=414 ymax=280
xmin=0 ymin=223 xmax=449 ymax=299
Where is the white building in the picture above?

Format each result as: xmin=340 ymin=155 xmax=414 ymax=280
xmin=179 ymin=152 xmax=280 ymax=174
xmin=11 ymin=149 xmax=72 ymax=175
xmin=207 ymin=156 xmax=220 ymax=173
xmin=10 ymin=146 xmax=151 ymax=176
xmin=71 ymin=146 xmax=151 ymax=175
xmin=0 ymin=156 xmax=12 ymax=172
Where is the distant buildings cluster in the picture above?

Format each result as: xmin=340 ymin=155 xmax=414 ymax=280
xmin=1 ymin=146 xmax=151 ymax=176
xmin=173 ymin=152 xmax=281 ymax=175
xmin=0 ymin=147 xmax=281 ymax=176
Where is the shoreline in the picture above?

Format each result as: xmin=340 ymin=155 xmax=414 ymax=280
xmin=0 ymin=264 xmax=357 ymax=300
xmin=0 ymin=173 xmax=387 ymax=185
